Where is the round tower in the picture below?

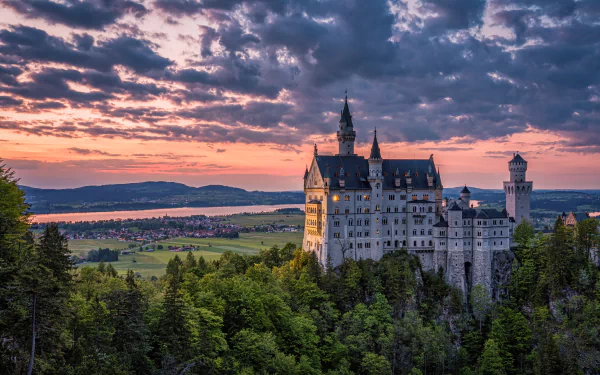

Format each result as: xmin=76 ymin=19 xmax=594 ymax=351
xmin=503 ymin=152 xmax=532 ymax=224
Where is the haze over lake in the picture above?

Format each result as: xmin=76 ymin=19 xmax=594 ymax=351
xmin=32 ymin=204 xmax=305 ymax=223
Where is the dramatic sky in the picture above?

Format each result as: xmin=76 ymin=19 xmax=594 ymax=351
xmin=1 ymin=0 xmax=599 ymax=190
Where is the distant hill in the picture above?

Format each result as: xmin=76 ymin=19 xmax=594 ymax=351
xmin=22 ymin=182 xmax=600 ymax=218
xmin=22 ymin=182 xmax=305 ymax=214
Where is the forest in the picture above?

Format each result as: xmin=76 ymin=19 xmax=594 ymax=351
xmin=2 ymin=164 xmax=600 ymax=374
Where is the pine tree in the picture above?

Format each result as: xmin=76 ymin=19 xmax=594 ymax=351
xmin=479 ymin=339 xmax=507 ymax=375
xmin=544 ymin=218 xmax=573 ymax=297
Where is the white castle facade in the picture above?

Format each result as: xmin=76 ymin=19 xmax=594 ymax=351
xmin=303 ymin=97 xmax=532 ymax=293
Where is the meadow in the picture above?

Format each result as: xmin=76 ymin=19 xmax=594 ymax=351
xmin=73 ymin=231 xmax=304 ymax=278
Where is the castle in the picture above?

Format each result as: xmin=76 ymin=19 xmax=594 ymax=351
xmin=303 ymin=96 xmax=532 ymax=293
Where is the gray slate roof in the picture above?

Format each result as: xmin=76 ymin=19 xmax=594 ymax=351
xmin=314 ymin=155 xmax=441 ymax=190
xmin=510 ymin=153 xmax=527 ymax=163
xmin=461 ymin=185 xmax=471 ymax=194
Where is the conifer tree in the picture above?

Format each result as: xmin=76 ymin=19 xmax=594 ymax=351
xmin=479 ymin=339 xmax=506 ymax=375
xmin=544 ymin=217 xmax=573 ymax=297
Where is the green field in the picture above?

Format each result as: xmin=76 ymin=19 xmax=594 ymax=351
xmin=77 ymin=231 xmax=303 ymax=278
xmin=216 ymin=212 xmax=304 ymax=227
xmin=69 ymin=239 xmax=137 ymax=256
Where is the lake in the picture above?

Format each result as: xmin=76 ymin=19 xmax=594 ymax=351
xmin=32 ymin=204 xmax=306 ymax=223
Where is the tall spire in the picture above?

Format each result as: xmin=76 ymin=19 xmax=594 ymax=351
xmin=369 ymin=128 xmax=382 ymax=160
xmin=303 ymin=165 xmax=309 ymax=179
xmin=340 ymin=91 xmax=353 ymax=127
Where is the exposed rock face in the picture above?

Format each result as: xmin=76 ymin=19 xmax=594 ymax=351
xmin=492 ymin=250 xmax=515 ymax=301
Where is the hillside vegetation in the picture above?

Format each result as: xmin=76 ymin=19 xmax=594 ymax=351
xmin=22 ymin=181 xmax=304 ymax=213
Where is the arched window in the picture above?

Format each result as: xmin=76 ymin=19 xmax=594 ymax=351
xmin=429 ymin=240 xmax=433 ymax=246
xmin=413 ymin=241 xmax=417 ymax=247
xmin=412 ymin=206 xmax=417 ymax=212
xmin=428 ymin=206 xmax=433 ymax=213
xmin=421 ymin=240 xmax=425 ymax=246
xmin=413 ymin=229 xmax=417 ymax=235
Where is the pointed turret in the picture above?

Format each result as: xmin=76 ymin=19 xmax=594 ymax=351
xmin=369 ymin=129 xmax=382 ymax=160
xmin=303 ymin=165 xmax=309 ymax=180
xmin=336 ymin=91 xmax=357 ymax=156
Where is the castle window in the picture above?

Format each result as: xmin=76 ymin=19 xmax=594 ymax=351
xmin=403 ymin=230 xmax=405 ymax=235
xmin=383 ymin=218 xmax=388 ymax=225
xmin=364 ymin=208 xmax=370 ymax=213
xmin=387 ymin=207 xmax=391 ymax=212
xmin=345 ymin=195 xmax=350 ymax=201
xmin=375 ymin=205 xmax=380 ymax=211
xmin=455 ymin=221 xmax=458 ymax=226
xmin=421 ymin=229 xmax=425 ymax=235
xmin=423 ymin=194 xmax=429 ymax=200
xmin=412 ymin=194 xmax=417 ymax=200
xmin=494 ymin=231 xmax=496 ymax=235
xmin=357 ymin=195 xmax=362 ymax=201
xmin=365 ymin=231 xmax=370 ymax=237
xmin=349 ymin=243 xmax=353 ymax=248
xmin=414 ymin=241 xmax=417 ymax=247
xmin=334 ymin=208 xmax=339 ymax=214
xmin=376 ymin=230 xmax=379 ymax=234
xmin=389 ymin=195 xmax=395 ymax=200
xmin=428 ymin=218 xmax=433 ymax=224
xmin=413 ymin=206 xmax=417 ymax=213
xmin=364 ymin=195 xmax=370 ymax=201
xmin=365 ymin=219 xmax=370 ymax=225
xmin=422 ymin=240 xmax=425 ymax=246
xmin=500 ymin=241 xmax=503 ymax=245
xmin=358 ymin=232 xmax=362 ymax=237
xmin=357 ymin=207 xmax=362 ymax=214
xmin=500 ymin=231 xmax=503 ymax=235
xmin=484 ymin=221 xmax=487 ymax=225
xmin=387 ymin=240 xmax=391 ymax=246
xmin=403 ymin=207 xmax=406 ymax=212
xmin=334 ymin=233 xmax=340 ymax=238
xmin=387 ymin=230 xmax=390 ymax=235
xmin=413 ymin=229 xmax=417 ymax=235
xmin=394 ymin=218 xmax=399 ymax=225
xmin=358 ymin=242 xmax=363 ymax=248
xmin=402 ymin=218 xmax=406 ymax=224
xmin=428 ymin=229 xmax=432 ymax=235
xmin=365 ymin=242 xmax=371 ymax=248
xmin=494 ymin=241 xmax=496 ymax=246
xmin=349 ymin=231 xmax=353 ymax=237
xmin=357 ymin=219 xmax=362 ymax=226
xmin=403 ymin=240 xmax=406 ymax=246
xmin=345 ymin=208 xmax=350 ymax=214
xmin=349 ymin=219 xmax=353 ymax=226
xmin=500 ymin=220 xmax=503 ymax=225
xmin=400 ymin=195 xmax=406 ymax=200
xmin=334 ymin=220 xmax=340 ymax=227
xmin=395 ymin=206 xmax=399 ymax=212
xmin=493 ymin=220 xmax=497 ymax=225
xmin=429 ymin=240 xmax=433 ymax=246
xmin=428 ymin=206 xmax=433 ymax=213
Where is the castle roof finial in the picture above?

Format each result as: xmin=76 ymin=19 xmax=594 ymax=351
xmin=314 ymin=143 xmax=318 ymax=156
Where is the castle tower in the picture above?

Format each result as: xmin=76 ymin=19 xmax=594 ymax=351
xmin=336 ymin=94 xmax=356 ymax=156
xmin=503 ymin=152 xmax=532 ymax=224
xmin=460 ymin=185 xmax=471 ymax=207
xmin=368 ymin=129 xmax=383 ymax=260
xmin=446 ymin=202 xmax=466 ymax=292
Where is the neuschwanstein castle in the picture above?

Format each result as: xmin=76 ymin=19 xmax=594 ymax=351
xmin=303 ymin=96 xmax=532 ymax=293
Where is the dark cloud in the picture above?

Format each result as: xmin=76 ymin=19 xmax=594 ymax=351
xmin=216 ymin=149 xmax=226 ymax=153
xmin=68 ymin=147 xmax=121 ymax=157
xmin=1 ymin=0 xmax=148 ymax=30
xmin=0 ymin=0 xmax=599 ymax=153
xmin=0 ymin=26 xmax=173 ymax=74
xmin=0 ymin=95 xmax=22 ymax=107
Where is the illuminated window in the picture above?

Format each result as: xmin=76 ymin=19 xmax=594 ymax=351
xmin=333 ymin=195 xmax=340 ymax=202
